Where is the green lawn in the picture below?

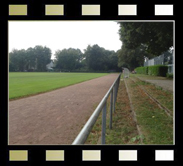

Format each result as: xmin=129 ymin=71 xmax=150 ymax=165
xmin=9 ymin=72 xmax=108 ymax=99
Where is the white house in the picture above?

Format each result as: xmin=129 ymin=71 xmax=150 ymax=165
xmin=46 ymin=60 xmax=54 ymax=70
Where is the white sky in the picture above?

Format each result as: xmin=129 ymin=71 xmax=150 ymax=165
xmin=9 ymin=21 xmax=122 ymax=59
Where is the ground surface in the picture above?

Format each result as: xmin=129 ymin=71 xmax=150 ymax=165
xmin=9 ymin=73 xmax=119 ymax=145
xmin=144 ymin=79 xmax=173 ymax=92
xmin=136 ymin=76 xmax=173 ymax=92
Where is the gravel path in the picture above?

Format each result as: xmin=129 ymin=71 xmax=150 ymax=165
xmin=137 ymin=77 xmax=173 ymax=92
xmin=9 ymin=74 xmax=119 ymax=145
xmin=144 ymin=80 xmax=173 ymax=92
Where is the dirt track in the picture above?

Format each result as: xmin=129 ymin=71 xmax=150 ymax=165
xmin=9 ymin=73 xmax=119 ymax=145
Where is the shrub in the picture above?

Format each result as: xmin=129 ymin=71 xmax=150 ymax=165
xmin=148 ymin=65 xmax=168 ymax=77
xmin=135 ymin=66 xmax=148 ymax=74
xmin=166 ymin=73 xmax=173 ymax=79
xmin=135 ymin=65 xmax=168 ymax=77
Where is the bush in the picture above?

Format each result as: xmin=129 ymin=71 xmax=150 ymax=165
xmin=148 ymin=65 xmax=168 ymax=77
xmin=135 ymin=65 xmax=168 ymax=77
xmin=135 ymin=66 xmax=148 ymax=74
xmin=166 ymin=73 xmax=173 ymax=79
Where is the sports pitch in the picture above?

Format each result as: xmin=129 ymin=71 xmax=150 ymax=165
xmin=9 ymin=72 xmax=108 ymax=99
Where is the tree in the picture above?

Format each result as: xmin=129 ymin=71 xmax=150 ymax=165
xmin=106 ymin=51 xmax=120 ymax=71
xmin=118 ymin=22 xmax=173 ymax=56
xmin=9 ymin=49 xmax=27 ymax=71
xmin=33 ymin=46 xmax=52 ymax=71
xmin=54 ymin=48 xmax=83 ymax=71
xmin=84 ymin=45 xmax=108 ymax=71
xmin=117 ymin=44 xmax=154 ymax=70
xmin=84 ymin=44 xmax=120 ymax=72
xmin=25 ymin=47 xmax=36 ymax=71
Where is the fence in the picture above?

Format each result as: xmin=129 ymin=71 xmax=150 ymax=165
xmin=72 ymin=73 xmax=121 ymax=145
xmin=144 ymin=54 xmax=165 ymax=66
xmin=144 ymin=50 xmax=174 ymax=74
xmin=168 ymin=64 xmax=173 ymax=74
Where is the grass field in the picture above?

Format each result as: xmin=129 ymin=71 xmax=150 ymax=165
xmin=9 ymin=72 xmax=108 ymax=100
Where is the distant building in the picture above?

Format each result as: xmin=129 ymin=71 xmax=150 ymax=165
xmin=46 ymin=60 xmax=54 ymax=71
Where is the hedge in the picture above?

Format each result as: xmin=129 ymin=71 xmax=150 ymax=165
xmin=148 ymin=65 xmax=168 ymax=77
xmin=135 ymin=66 xmax=148 ymax=74
xmin=135 ymin=65 xmax=168 ymax=77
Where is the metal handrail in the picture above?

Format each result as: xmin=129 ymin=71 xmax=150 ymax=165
xmin=72 ymin=73 xmax=121 ymax=145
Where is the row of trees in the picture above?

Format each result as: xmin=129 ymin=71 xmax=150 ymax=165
xmin=54 ymin=45 xmax=120 ymax=72
xmin=9 ymin=44 xmax=120 ymax=72
xmin=9 ymin=46 xmax=52 ymax=72
xmin=117 ymin=22 xmax=173 ymax=70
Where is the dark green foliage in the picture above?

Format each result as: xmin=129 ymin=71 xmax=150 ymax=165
xmin=9 ymin=46 xmax=52 ymax=72
xmin=117 ymin=22 xmax=173 ymax=70
xmin=117 ymin=44 xmax=153 ymax=71
xmin=54 ymin=48 xmax=84 ymax=71
xmin=9 ymin=49 xmax=27 ymax=72
xmin=9 ymin=44 xmax=120 ymax=73
xmin=118 ymin=22 xmax=173 ymax=55
xmin=54 ymin=45 xmax=120 ymax=72
xmin=33 ymin=46 xmax=52 ymax=72
xmin=148 ymin=65 xmax=168 ymax=77
xmin=84 ymin=45 xmax=106 ymax=71
xmin=135 ymin=65 xmax=168 ymax=77
xmin=135 ymin=66 xmax=148 ymax=74
xmin=84 ymin=44 xmax=120 ymax=72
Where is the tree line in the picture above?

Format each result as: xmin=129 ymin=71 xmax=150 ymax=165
xmin=9 ymin=46 xmax=52 ymax=72
xmin=9 ymin=44 xmax=121 ymax=72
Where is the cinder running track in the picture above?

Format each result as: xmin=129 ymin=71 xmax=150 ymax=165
xmin=9 ymin=74 xmax=119 ymax=145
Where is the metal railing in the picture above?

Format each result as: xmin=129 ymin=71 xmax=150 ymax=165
xmin=72 ymin=73 xmax=121 ymax=145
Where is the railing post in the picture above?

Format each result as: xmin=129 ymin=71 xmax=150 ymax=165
xmin=117 ymin=77 xmax=119 ymax=92
xmin=101 ymin=102 xmax=107 ymax=144
xmin=113 ymin=85 xmax=116 ymax=113
xmin=109 ymin=89 xmax=113 ymax=129
xmin=113 ymin=75 xmax=120 ymax=113
xmin=118 ymin=76 xmax=120 ymax=90
xmin=115 ymin=82 xmax=117 ymax=103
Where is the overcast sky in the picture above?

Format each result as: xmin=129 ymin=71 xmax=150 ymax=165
xmin=9 ymin=21 xmax=122 ymax=59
